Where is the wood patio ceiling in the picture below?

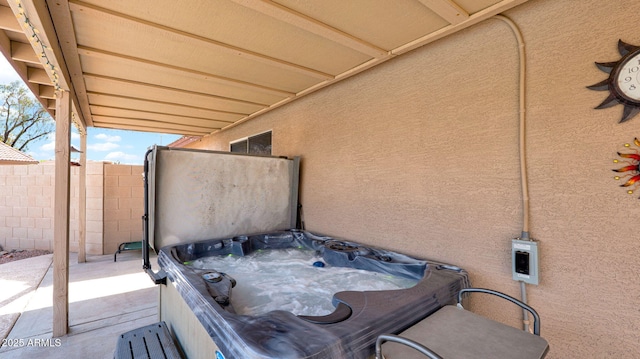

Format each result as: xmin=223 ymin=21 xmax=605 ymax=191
xmin=0 ymin=0 xmax=529 ymax=136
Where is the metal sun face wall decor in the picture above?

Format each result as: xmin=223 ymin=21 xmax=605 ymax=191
xmin=587 ymin=40 xmax=640 ymax=199
xmin=588 ymin=40 xmax=640 ymax=123
xmin=613 ymin=138 xmax=640 ymax=198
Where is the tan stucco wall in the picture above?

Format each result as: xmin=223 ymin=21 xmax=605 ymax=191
xmin=185 ymin=0 xmax=640 ymax=357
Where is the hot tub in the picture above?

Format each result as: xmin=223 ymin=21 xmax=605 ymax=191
xmin=143 ymin=147 xmax=470 ymax=358
xmin=157 ymin=230 xmax=469 ymax=359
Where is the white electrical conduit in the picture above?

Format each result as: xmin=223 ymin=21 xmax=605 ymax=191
xmin=493 ymin=14 xmax=532 ymax=333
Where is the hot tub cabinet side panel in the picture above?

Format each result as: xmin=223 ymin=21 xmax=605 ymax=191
xmin=160 ymin=280 xmax=221 ymax=359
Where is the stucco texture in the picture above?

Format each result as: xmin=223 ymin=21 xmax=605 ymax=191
xmin=186 ymin=0 xmax=640 ymax=357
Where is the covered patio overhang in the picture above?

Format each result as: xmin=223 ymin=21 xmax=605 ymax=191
xmin=0 ymin=0 xmax=530 ymax=338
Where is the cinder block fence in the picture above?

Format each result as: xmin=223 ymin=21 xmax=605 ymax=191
xmin=0 ymin=162 xmax=144 ymax=255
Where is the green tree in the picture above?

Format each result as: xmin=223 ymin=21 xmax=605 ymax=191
xmin=0 ymin=81 xmax=53 ymax=151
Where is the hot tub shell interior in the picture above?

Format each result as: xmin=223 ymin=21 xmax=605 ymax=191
xmin=158 ymin=230 xmax=469 ymax=359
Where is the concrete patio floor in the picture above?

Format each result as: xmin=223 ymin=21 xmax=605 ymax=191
xmin=0 ymin=251 xmax=159 ymax=359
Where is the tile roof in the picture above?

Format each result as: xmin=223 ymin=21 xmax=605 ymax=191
xmin=167 ymin=136 xmax=200 ymax=148
xmin=0 ymin=141 xmax=39 ymax=165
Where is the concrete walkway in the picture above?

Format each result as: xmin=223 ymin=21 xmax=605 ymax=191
xmin=0 ymin=254 xmax=53 ymax=342
xmin=0 ymin=251 xmax=159 ymax=359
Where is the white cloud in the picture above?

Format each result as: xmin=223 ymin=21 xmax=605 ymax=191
xmin=40 ymin=141 xmax=55 ymax=152
xmin=0 ymin=56 xmax=21 ymax=83
xmin=36 ymin=132 xmax=80 ymax=159
xmin=95 ymin=133 xmax=121 ymax=142
xmin=88 ymin=142 xmax=119 ymax=151
xmin=104 ymin=151 xmax=139 ymax=163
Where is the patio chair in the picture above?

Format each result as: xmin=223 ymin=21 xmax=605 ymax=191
xmin=376 ymin=288 xmax=549 ymax=359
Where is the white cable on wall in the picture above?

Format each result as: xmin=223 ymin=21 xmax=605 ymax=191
xmin=493 ymin=14 xmax=532 ymax=333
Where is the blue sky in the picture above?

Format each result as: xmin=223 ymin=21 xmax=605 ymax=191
xmin=0 ymin=56 xmax=181 ymax=164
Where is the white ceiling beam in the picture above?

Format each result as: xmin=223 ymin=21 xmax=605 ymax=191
xmin=0 ymin=5 xmax=21 ymax=32
xmin=86 ymin=92 xmax=244 ymax=122
xmin=92 ymin=116 xmax=216 ymax=136
xmin=83 ymin=73 xmax=269 ymax=108
xmin=68 ymin=0 xmax=333 ymax=80
xmin=94 ymin=122 xmax=210 ymax=137
xmin=92 ymin=115 xmax=221 ymax=133
xmin=46 ymin=0 xmax=93 ymax=127
xmin=85 ymin=91 xmax=248 ymax=116
xmin=90 ymin=105 xmax=235 ymax=128
xmin=221 ymin=0 xmax=529 ymax=133
xmin=77 ymin=45 xmax=294 ymax=98
xmin=417 ymin=0 xmax=469 ymax=25
xmin=84 ymin=74 xmax=262 ymax=115
xmin=393 ymin=0 xmax=530 ymax=55
xmin=93 ymin=122 xmax=211 ymax=137
xmin=228 ymin=0 xmax=387 ymax=58
xmin=92 ymin=122 xmax=211 ymax=136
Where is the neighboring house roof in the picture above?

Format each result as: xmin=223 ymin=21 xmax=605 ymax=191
xmin=167 ymin=136 xmax=200 ymax=148
xmin=0 ymin=142 xmax=38 ymax=165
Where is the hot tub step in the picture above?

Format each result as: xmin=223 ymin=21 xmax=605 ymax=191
xmin=114 ymin=321 xmax=182 ymax=359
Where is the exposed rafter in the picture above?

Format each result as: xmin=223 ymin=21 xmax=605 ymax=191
xmin=10 ymin=40 xmax=37 ymax=63
xmin=46 ymin=0 xmax=92 ymax=127
xmin=92 ymin=115 xmax=221 ymax=133
xmin=27 ymin=67 xmax=52 ymax=84
xmin=90 ymin=105 xmax=235 ymax=128
xmin=228 ymin=0 xmax=388 ymax=58
xmin=0 ymin=4 xmax=20 ymax=31
xmin=92 ymin=120 xmax=214 ymax=137
xmin=83 ymin=73 xmax=269 ymax=109
xmin=4 ymin=0 xmax=531 ymax=136
xmin=393 ymin=0 xmax=530 ymax=55
xmin=417 ymin=0 xmax=469 ymax=24
xmin=68 ymin=0 xmax=334 ymax=80
xmin=86 ymin=92 xmax=245 ymax=122
xmin=77 ymin=45 xmax=294 ymax=98
xmin=5 ymin=0 xmax=88 ymax=130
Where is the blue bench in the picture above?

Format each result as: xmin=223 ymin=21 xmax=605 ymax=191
xmin=114 ymin=241 xmax=143 ymax=262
